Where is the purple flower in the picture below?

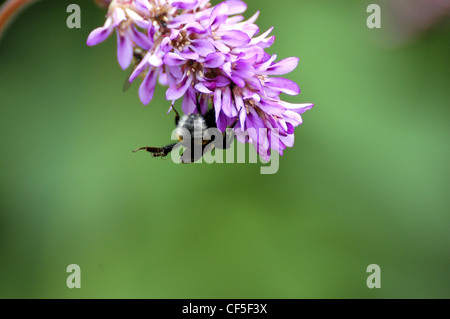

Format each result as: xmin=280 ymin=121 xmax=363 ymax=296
xmin=214 ymin=53 xmax=313 ymax=160
xmin=87 ymin=0 xmax=151 ymax=69
xmin=88 ymin=0 xmax=314 ymax=160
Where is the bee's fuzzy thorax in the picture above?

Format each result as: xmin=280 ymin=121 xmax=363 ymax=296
xmin=176 ymin=113 xmax=206 ymax=141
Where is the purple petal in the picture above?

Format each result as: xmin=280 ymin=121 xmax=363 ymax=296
xmin=233 ymin=60 xmax=255 ymax=78
xmin=148 ymin=53 xmax=163 ymax=67
xmin=212 ymin=40 xmax=230 ymax=53
xmin=148 ymin=25 xmax=156 ymax=42
xmin=182 ymin=87 xmax=198 ymax=114
xmin=160 ymin=37 xmax=172 ymax=53
xmin=265 ymin=77 xmax=300 ymax=95
xmin=221 ymin=62 xmax=232 ymax=77
xmin=184 ymin=22 xmax=207 ymax=34
xmin=248 ymin=107 xmax=266 ymax=132
xmin=277 ymin=101 xmax=314 ymax=114
xmin=220 ymin=30 xmax=251 ymax=47
xmin=266 ymin=57 xmax=299 ymax=75
xmin=286 ymin=122 xmax=295 ymax=134
xmin=195 ymin=82 xmax=212 ymax=94
xmin=227 ymin=15 xmax=245 ymax=24
xmin=112 ymin=8 xmax=126 ymax=27
xmin=222 ymin=86 xmax=237 ymax=117
xmin=163 ymin=52 xmax=186 ymax=66
xmin=129 ymin=55 xmax=149 ymax=82
xmin=158 ymin=67 xmax=168 ymax=86
xmin=263 ymin=86 xmax=282 ymax=99
xmin=243 ymin=90 xmax=260 ymax=102
xmin=235 ymin=46 xmax=265 ymax=63
xmin=169 ymin=29 xmax=181 ymax=41
xmin=210 ymin=3 xmax=228 ymax=28
xmin=262 ymin=52 xmax=274 ymax=63
xmin=280 ymin=133 xmax=295 ymax=148
xmin=224 ymin=0 xmax=247 ymax=15
xmin=213 ymin=90 xmax=228 ymax=132
xmin=204 ymin=52 xmax=225 ymax=68
xmin=256 ymin=53 xmax=277 ymax=71
xmin=235 ymin=95 xmax=246 ymax=130
xmin=86 ymin=24 xmax=113 ymax=46
xmin=238 ymin=24 xmax=259 ymax=38
xmin=170 ymin=13 xmax=196 ymax=28
xmin=250 ymin=26 xmax=275 ymax=48
xmin=213 ymin=75 xmax=231 ymax=87
xmin=234 ymin=128 xmax=249 ymax=143
xmin=168 ymin=65 xmax=183 ymax=80
xmin=166 ymin=74 xmax=193 ymax=100
xmin=202 ymin=76 xmax=230 ymax=90
xmin=129 ymin=27 xmax=152 ymax=50
xmin=139 ymin=69 xmax=158 ymax=105
xmin=265 ymin=115 xmax=286 ymax=135
xmin=277 ymin=119 xmax=290 ymax=137
xmin=213 ymin=89 xmax=222 ymax=121
xmin=258 ymin=100 xmax=286 ymax=116
xmin=244 ymin=10 xmax=260 ymax=25
xmin=199 ymin=95 xmax=209 ymax=114
xmin=283 ymin=110 xmax=303 ymax=127
xmin=231 ymin=74 xmax=245 ymax=88
xmin=126 ymin=9 xmax=150 ymax=29
xmin=246 ymin=77 xmax=263 ymax=92
xmin=216 ymin=111 xmax=228 ymax=132
xmin=116 ymin=32 xmax=133 ymax=70
xmin=191 ymin=39 xmax=216 ymax=56
xmin=172 ymin=0 xmax=198 ymax=10
xmin=134 ymin=0 xmax=150 ymax=12
xmin=258 ymin=35 xmax=275 ymax=49
xmin=247 ymin=126 xmax=261 ymax=149
xmin=269 ymin=130 xmax=292 ymax=155
xmin=178 ymin=50 xmax=199 ymax=60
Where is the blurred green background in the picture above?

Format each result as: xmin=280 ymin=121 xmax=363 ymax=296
xmin=0 ymin=0 xmax=449 ymax=298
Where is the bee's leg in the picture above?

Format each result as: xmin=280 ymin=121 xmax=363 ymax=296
xmin=195 ymin=94 xmax=202 ymax=114
xmin=132 ymin=146 xmax=162 ymax=154
xmin=169 ymin=101 xmax=180 ymax=126
xmin=133 ymin=143 xmax=178 ymax=157
xmin=222 ymin=130 xmax=235 ymax=150
xmin=220 ymin=119 xmax=238 ymax=150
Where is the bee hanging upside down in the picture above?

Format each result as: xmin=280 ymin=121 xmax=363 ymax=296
xmin=133 ymin=106 xmax=236 ymax=163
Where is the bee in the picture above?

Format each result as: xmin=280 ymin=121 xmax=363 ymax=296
xmin=122 ymin=47 xmax=146 ymax=92
xmin=123 ymin=11 xmax=168 ymax=92
xmin=133 ymin=106 xmax=236 ymax=163
xmin=154 ymin=11 xmax=169 ymax=30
